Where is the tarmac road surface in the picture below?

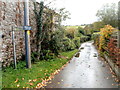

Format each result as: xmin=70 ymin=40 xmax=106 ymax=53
xmin=46 ymin=41 xmax=119 ymax=88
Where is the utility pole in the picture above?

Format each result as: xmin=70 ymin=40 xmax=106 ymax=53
xmin=24 ymin=0 xmax=31 ymax=68
xmin=118 ymin=1 xmax=120 ymax=48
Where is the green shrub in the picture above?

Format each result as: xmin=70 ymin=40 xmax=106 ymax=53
xmin=91 ymin=32 xmax=100 ymax=40
xmin=73 ymin=37 xmax=80 ymax=48
xmin=31 ymin=52 xmax=39 ymax=62
xmin=62 ymin=37 xmax=75 ymax=51
xmin=70 ymin=40 xmax=76 ymax=50
xmin=80 ymin=35 xmax=89 ymax=43
xmin=77 ymin=27 xmax=85 ymax=35
xmin=40 ymin=50 xmax=55 ymax=60
xmin=41 ymin=29 xmax=65 ymax=57
xmin=92 ymin=32 xmax=100 ymax=47
xmin=65 ymin=28 xmax=76 ymax=39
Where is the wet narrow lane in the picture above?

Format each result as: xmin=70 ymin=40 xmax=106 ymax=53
xmin=46 ymin=41 xmax=118 ymax=88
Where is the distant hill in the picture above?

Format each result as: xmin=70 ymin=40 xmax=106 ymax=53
xmin=65 ymin=25 xmax=86 ymax=29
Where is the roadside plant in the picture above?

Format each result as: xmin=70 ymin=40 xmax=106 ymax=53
xmin=99 ymin=25 xmax=115 ymax=51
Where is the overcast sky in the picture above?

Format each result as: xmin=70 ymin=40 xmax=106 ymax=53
xmin=38 ymin=0 xmax=119 ymax=25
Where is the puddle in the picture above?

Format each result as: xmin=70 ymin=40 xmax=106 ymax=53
xmin=75 ymin=52 xmax=80 ymax=57
xmin=93 ymin=53 xmax=97 ymax=57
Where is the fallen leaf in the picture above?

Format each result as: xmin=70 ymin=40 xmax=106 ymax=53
xmin=112 ymin=84 xmax=114 ymax=86
xmin=37 ymin=83 xmax=41 ymax=87
xmin=61 ymin=79 xmax=63 ymax=81
xmin=64 ymin=84 xmax=70 ymax=86
xmin=29 ymin=80 xmax=32 ymax=82
xmin=22 ymin=78 xmax=24 ymax=80
xmin=14 ymin=78 xmax=19 ymax=83
xmin=29 ymin=83 xmax=33 ymax=86
xmin=57 ymin=82 xmax=60 ymax=84
xmin=48 ymin=82 xmax=52 ymax=84
xmin=112 ymin=75 xmax=115 ymax=78
xmin=33 ymin=79 xmax=37 ymax=82
xmin=115 ymin=79 xmax=119 ymax=82
xmin=17 ymin=84 xmax=20 ymax=87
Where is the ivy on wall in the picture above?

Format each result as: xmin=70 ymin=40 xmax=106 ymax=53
xmin=33 ymin=2 xmax=44 ymax=59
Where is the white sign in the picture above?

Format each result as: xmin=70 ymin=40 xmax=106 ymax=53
xmin=23 ymin=26 xmax=32 ymax=30
xmin=13 ymin=26 xmax=32 ymax=31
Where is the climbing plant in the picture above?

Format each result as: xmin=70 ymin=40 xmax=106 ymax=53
xmin=33 ymin=1 xmax=73 ymax=61
xmin=33 ymin=1 xmax=44 ymax=59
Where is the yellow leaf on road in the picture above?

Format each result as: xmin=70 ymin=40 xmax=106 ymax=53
xmin=58 ymin=82 xmax=60 ymax=84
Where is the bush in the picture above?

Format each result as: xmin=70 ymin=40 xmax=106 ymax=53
xmin=80 ymin=35 xmax=89 ymax=43
xmin=86 ymin=34 xmax=92 ymax=41
xmin=62 ymin=37 xmax=75 ymax=51
xmin=73 ymin=37 xmax=80 ymax=48
xmin=92 ymin=32 xmax=100 ymax=47
xmin=41 ymin=29 xmax=65 ymax=57
xmin=99 ymin=25 xmax=114 ymax=51
xmin=31 ymin=52 xmax=39 ymax=62
xmin=65 ymin=28 xmax=76 ymax=39
xmin=77 ymin=27 xmax=85 ymax=35
xmin=70 ymin=40 xmax=76 ymax=50
xmin=40 ymin=50 xmax=55 ymax=60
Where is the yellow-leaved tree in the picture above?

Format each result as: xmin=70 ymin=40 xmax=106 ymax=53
xmin=99 ymin=25 xmax=115 ymax=52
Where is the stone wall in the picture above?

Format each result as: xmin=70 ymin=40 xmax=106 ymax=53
xmin=0 ymin=0 xmax=57 ymax=67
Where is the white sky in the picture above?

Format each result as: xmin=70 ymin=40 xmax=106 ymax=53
xmin=38 ymin=0 xmax=119 ymax=25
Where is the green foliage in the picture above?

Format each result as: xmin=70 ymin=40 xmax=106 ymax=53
xmin=92 ymin=21 xmax=105 ymax=31
xmin=92 ymin=32 xmax=100 ymax=40
xmin=65 ymin=28 xmax=76 ymax=39
xmin=40 ymin=29 xmax=65 ymax=58
xmin=48 ymin=32 xmax=61 ymax=56
xmin=34 ymin=2 xmax=45 ymax=59
xmin=80 ymin=35 xmax=89 ymax=43
xmin=65 ymin=26 xmax=91 ymax=48
xmin=31 ymin=52 xmax=39 ymax=62
xmin=40 ymin=50 xmax=55 ymax=60
xmin=92 ymin=32 xmax=100 ymax=47
xmin=84 ymin=24 xmax=94 ymax=35
xmin=62 ymin=37 xmax=75 ymax=51
xmin=77 ymin=27 xmax=85 ymax=35
xmin=73 ymin=37 xmax=80 ymax=48
xmin=58 ymin=8 xmax=71 ymax=25
xmin=70 ymin=40 xmax=76 ymax=50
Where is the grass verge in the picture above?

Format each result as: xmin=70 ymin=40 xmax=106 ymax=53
xmin=2 ymin=49 xmax=78 ymax=88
